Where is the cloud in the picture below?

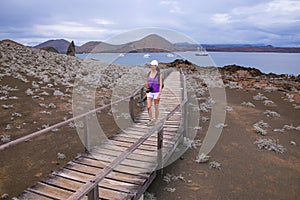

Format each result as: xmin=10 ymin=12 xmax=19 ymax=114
xmin=160 ymin=0 xmax=185 ymax=14
xmin=28 ymin=21 xmax=123 ymax=45
xmin=266 ymin=0 xmax=300 ymax=12
xmin=91 ymin=18 xmax=116 ymax=25
xmin=34 ymin=21 xmax=108 ymax=36
xmin=211 ymin=13 xmax=232 ymax=24
xmin=208 ymin=0 xmax=300 ymax=45
xmin=213 ymin=0 xmax=300 ymax=27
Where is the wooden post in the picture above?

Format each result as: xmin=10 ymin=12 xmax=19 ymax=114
xmin=83 ymin=116 xmax=89 ymax=152
xmin=157 ymin=128 xmax=163 ymax=175
xmin=181 ymin=69 xmax=188 ymax=138
xmin=183 ymin=102 xmax=187 ymax=138
xmin=129 ymin=96 xmax=135 ymax=123
xmin=87 ymin=186 xmax=99 ymax=200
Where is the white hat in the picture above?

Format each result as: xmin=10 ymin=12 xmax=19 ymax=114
xmin=150 ymin=60 xmax=158 ymax=66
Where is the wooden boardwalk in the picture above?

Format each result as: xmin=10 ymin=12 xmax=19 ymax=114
xmin=15 ymin=71 xmax=186 ymax=200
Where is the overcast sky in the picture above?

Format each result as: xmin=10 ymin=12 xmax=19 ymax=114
xmin=0 ymin=0 xmax=299 ymax=46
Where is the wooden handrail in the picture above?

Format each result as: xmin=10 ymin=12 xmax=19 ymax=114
xmin=0 ymin=69 xmax=174 ymax=152
xmin=0 ymin=84 xmax=142 ymax=152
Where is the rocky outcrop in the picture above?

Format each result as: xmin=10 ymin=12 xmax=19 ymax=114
xmin=0 ymin=39 xmax=23 ymax=46
xmin=219 ymin=64 xmax=264 ymax=77
xmin=66 ymin=41 xmax=75 ymax=56
xmin=165 ymin=59 xmax=196 ymax=71
xmin=218 ymin=64 xmax=300 ymax=91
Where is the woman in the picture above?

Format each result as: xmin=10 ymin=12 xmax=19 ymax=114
xmin=146 ymin=60 xmax=163 ymax=126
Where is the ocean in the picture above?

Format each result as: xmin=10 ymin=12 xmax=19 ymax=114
xmin=76 ymin=51 xmax=300 ymax=75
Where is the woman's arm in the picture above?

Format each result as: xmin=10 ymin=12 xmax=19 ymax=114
xmin=159 ymin=73 xmax=163 ymax=94
xmin=146 ymin=73 xmax=149 ymax=90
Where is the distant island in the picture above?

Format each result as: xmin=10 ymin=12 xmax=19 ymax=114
xmin=7 ymin=34 xmax=300 ymax=54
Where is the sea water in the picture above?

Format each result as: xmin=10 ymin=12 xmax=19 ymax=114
xmin=76 ymin=52 xmax=300 ymax=75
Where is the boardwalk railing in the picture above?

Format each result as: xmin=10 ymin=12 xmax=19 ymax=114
xmin=0 ymin=69 xmax=173 ymax=152
xmin=67 ymin=69 xmax=187 ymax=200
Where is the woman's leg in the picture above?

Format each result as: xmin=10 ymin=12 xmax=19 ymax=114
xmin=154 ymin=99 xmax=160 ymax=120
xmin=147 ymin=97 xmax=153 ymax=121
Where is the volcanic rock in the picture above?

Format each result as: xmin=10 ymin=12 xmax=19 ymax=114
xmin=66 ymin=41 xmax=76 ymax=56
xmin=166 ymin=59 xmax=196 ymax=71
xmin=0 ymin=39 xmax=23 ymax=46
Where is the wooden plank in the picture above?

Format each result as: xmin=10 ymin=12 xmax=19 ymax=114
xmin=89 ymin=150 xmax=157 ymax=170
xmin=122 ymin=129 xmax=178 ymax=139
xmin=117 ymin=130 xmax=181 ymax=144
xmin=134 ymin=119 xmax=181 ymax=125
xmin=113 ymin=134 xmax=175 ymax=147
xmin=71 ymin=156 xmax=155 ymax=177
xmin=164 ymin=127 xmax=181 ymax=132
xmin=132 ymin=121 xmax=181 ymax=129
xmin=100 ymin=143 xmax=157 ymax=157
xmin=161 ymin=124 xmax=181 ymax=128
xmin=109 ymin=140 xmax=170 ymax=152
xmin=54 ymin=166 xmax=146 ymax=186
xmin=41 ymin=175 xmax=83 ymax=192
xmin=100 ymin=187 xmax=133 ymax=200
xmin=112 ymin=134 xmax=174 ymax=146
xmin=108 ymin=139 xmax=157 ymax=151
xmin=17 ymin=190 xmax=52 ymax=200
xmin=164 ymin=121 xmax=182 ymax=125
xmin=93 ymin=146 xmax=156 ymax=163
xmin=119 ymin=131 xmax=154 ymax=138
xmin=128 ymin=130 xmax=180 ymax=141
xmin=26 ymin=182 xmax=74 ymax=199
xmin=43 ymin=174 xmax=139 ymax=196
xmin=138 ymin=112 xmax=181 ymax=118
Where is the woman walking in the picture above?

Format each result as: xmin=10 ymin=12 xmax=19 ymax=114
xmin=145 ymin=60 xmax=163 ymax=126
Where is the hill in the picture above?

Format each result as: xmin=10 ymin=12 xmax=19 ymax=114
xmin=205 ymin=44 xmax=300 ymax=53
xmin=40 ymin=46 xmax=59 ymax=53
xmin=76 ymin=41 xmax=123 ymax=53
xmin=175 ymin=43 xmax=300 ymax=53
xmin=0 ymin=39 xmax=24 ymax=46
xmin=33 ymin=39 xmax=71 ymax=53
xmin=76 ymin=34 xmax=179 ymax=53
xmin=123 ymin=34 xmax=179 ymax=53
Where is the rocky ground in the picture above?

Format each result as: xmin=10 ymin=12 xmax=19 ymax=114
xmin=0 ymin=41 xmax=299 ymax=199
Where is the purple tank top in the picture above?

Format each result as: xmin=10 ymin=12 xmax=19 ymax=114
xmin=148 ymin=73 xmax=160 ymax=93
